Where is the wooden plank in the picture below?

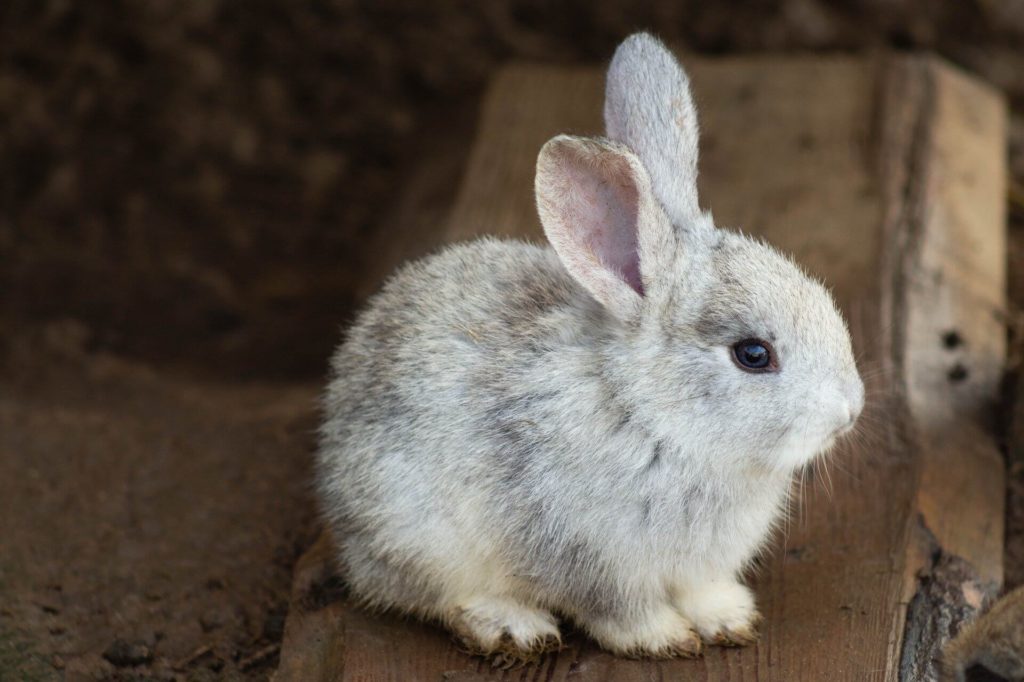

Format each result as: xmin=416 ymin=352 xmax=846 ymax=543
xmin=890 ymin=59 xmax=1008 ymax=681
xmin=274 ymin=54 xmax=1006 ymax=682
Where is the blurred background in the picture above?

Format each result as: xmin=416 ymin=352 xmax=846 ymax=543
xmin=2 ymin=1 xmax=1023 ymax=680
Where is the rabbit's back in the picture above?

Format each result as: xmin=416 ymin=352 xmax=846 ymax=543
xmin=316 ymin=238 xmax=610 ymax=612
xmin=319 ymin=237 xmax=599 ymax=467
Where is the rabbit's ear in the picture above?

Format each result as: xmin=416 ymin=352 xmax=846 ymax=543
xmin=536 ymin=134 xmax=675 ymax=322
xmin=604 ymin=32 xmax=700 ymax=224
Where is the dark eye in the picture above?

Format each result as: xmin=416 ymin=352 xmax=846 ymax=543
xmin=732 ymin=339 xmax=777 ymax=372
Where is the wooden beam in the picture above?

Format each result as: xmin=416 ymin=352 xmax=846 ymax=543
xmin=274 ymin=54 xmax=1006 ymax=682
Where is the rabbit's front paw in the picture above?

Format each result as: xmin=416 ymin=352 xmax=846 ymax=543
xmin=677 ymin=580 xmax=761 ymax=646
xmin=583 ymin=602 xmax=702 ymax=659
xmin=449 ymin=596 xmax=561 ymax=665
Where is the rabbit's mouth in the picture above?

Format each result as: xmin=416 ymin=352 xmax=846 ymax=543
xmin=828 ymin=418 xmax=858 ymax=444
xmin=814 ymin=420 xmax=857 ymax=459
xmin=827 ymin=402 xmax=860 ymax=442
xmin=835 ymin=422 xmax=856 ymax=438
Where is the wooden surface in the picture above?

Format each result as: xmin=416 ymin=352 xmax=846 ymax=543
xmin=274 ymin=55 xmax=1007 ymax=681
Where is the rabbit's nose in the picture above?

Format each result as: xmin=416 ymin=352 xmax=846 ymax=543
xmin=841 ymin=406 xmax=857 ymax=431
xmin=836 ymin=390 xmax=862 ymax=434
xmin=831 ymin=406 xmax=857 ymax=438
xmin=846 ymin=377 xmax=865 ymax=421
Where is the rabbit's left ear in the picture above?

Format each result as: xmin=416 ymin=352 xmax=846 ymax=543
xmin=535 ymin=135 xmax=675 ymax=323
xmin=604 ymin=33 xmax=701 ymax=225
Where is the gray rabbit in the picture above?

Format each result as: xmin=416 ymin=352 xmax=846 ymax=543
xmin=317 ymin=32 xmax=864 ymax=659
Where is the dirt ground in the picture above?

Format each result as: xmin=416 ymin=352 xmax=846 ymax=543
xmin=2 ymin=1 xmax=1024 ymax=680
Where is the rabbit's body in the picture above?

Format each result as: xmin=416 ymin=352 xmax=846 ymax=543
xmin=317 ymin=33 xmax=864 ymax=659
xmin=320 ymin=238 xmax=792 ymax=651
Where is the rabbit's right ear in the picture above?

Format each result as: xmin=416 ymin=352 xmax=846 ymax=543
xmin=535 ymin=135 xmax=675 ymax=323
xmin=605 ymin=33 xmax=701 ymax=225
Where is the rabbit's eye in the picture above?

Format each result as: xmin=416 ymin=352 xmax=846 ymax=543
xmin=732 ymin=339 xmax=777 ymax=373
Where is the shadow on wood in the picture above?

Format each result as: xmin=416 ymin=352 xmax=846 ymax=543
xmin=274 ymin=54 xmax=1006 ymax=681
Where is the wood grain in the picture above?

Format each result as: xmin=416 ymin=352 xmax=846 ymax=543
xmin=274 ymin=55 xmax=1006 ymax=682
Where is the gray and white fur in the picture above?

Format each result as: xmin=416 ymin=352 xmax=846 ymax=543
xmin=316 ymin=32 xmax=864 ymax=659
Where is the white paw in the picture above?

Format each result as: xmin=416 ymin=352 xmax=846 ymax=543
xmin=583 ymin=602 xmax=702 ymax=659
xmin=449 ymin=596 xmax=561 ymax=659
xmin=676 ymin=580 xmax=760 ymax=646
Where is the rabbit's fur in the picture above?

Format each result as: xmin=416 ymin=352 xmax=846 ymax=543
xmin=317 ymin=32 xmax=864 ymax=659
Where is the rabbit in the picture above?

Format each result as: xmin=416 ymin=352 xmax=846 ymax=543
xmin=316 ymin=32 xmax=864 ymax=661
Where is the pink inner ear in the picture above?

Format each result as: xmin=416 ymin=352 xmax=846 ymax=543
xmin=568 ymin=159 xmax=644 ymax=296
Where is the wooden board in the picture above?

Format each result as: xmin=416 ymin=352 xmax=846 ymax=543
xmin=274 ymin=54 xmax=1007 ymax=682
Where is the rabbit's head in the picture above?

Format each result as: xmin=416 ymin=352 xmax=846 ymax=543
xmin=535 ymin=33 xmax=863 ymax=472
